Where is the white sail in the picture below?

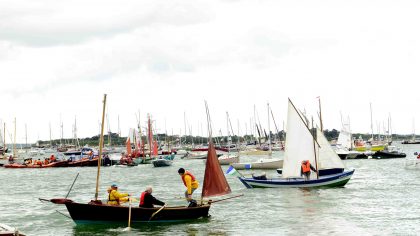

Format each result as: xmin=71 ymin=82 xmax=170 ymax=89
xmin=282 ymin=100 xmax=318 ymax=178
xmin=317 ymin=128 xmax=346 ymax=170
xmin=337 ymin=123 xmax=352 ymax=150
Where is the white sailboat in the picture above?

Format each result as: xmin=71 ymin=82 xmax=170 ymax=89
xmin=238 ymin=99 xmax=354 ymax=188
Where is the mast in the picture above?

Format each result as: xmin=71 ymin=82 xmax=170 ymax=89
xmin=370 ymin=103 xmax=374 ymax=140
xmin=117 ymin=115 xmax=121 ymax=137
xmin=3 ymin=123 xmax=5 ymax=157
xmin=49 ymin=122 xmax=52 ymax=147
xmin=311 ymin=117 xmax=319 ymax=179
xmin=13 ymin=117 xmax=16 ymax=158
xmin=226 ymin=112 xmax=230 ymax=153
xmin=318 ymin=97 xmax=323 ymax=131
xmin=267 ymin=103 xmax=272 ymax=155
xmin=95 ymin=94 xmax=107 ymax=201
xmin=25 ymin=124 xmax=28 ymax=154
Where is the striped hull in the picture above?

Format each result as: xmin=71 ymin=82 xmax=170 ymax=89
xmin=238 ymin=169 xmax=355 ymax=188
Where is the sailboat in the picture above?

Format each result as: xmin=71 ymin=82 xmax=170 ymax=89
xmin=42 ymin=95 xmax=233 ymax=224
xmin=238 ymin=99 xmax=354 ymax=188
xmin=230 ymin=103 xmax=283 ymax=170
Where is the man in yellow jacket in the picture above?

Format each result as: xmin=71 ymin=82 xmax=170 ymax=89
xmin=107 ymin=184 xmax=130 ymax=205
xmin=178 ymin=168 xmax=199 ymax=207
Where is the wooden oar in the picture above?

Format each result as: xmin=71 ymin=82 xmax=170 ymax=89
xmin=128 ymin=198 xmax=132 ymax=229
xmin=149 ymin=204 xmax=166 ymax=221
xmin=176 ymin=194 xmax=244 ymax=204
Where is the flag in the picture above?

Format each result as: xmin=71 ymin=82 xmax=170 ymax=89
xmin=225 ymin=165 xmax=242 ymax=177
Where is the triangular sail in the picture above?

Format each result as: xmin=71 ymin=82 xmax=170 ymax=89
xmin=202 ymin=142 xmax=231 ymax=198
xmin=316 ymin=128 xmax=346 ymax=170
xmin=337 ymin=123 xmax=352 ymax=150
xmin=126 ymin=137 xmax=132 ymax=155
xmin=282 ymin=99 xmax=318 ymax=178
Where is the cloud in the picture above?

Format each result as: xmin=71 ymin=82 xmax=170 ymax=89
xmin=0 ymin=0 xmax=212 ymax=47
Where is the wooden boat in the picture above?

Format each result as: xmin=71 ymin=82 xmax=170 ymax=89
xmin=48 ymin=198 xmax=209 ymax=223
xmin=44 ymin=95 xmax=233 ymax=226
xmin=217 ymin=154 xmax=239 ymax=165
xmin=4 ymin=160 xmax=68 ymax=168
xmin=231 ymin=158 xmax=283 ymax=170
xmin=238 ymin=99 xmax=354 ymax=188
xmin=0 ymin=223 xmax=25 ymax=236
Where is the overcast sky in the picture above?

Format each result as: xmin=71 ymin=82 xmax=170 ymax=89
xmin=1 ymin=0 xmax=419 ymax=143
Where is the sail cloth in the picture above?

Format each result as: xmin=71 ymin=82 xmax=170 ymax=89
xmin=126 ymin=137 xmax=132 ymax=155
xmin=337 ymin=122 xmax=352 ymax=150
xmin=316 ymin=129 xmax=346 ymax=170
xmin=202 ymin=142 xmax=231 ymax=198
xmin=282 ymin=99 xmax=319 ymax=178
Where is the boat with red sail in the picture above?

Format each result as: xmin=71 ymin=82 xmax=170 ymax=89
xmin=42 ymin=96 xmax=235 ymax=225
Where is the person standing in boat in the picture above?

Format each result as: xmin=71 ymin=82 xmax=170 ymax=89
xmin=300 ymin=160 xmax=316 ymax=181
xmin=107 ymin=184 xmax=130 ymax=205
xmin=178 ymin=168 xmax=199 ymax=207
xmin=139 ymin=186 xmax=165 ymax=208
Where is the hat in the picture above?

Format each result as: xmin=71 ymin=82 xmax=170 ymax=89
xmin=111 ymin=184 xmax=118 ymax=188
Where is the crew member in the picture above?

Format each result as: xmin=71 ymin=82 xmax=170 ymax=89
xmin=178 ymin=168 xmax=199 ymax=207
xmin=300 ymin=160 xmax=317 ymax=181
xmin=107 ymin=184 xmax=130 ymax=205
xmin=139 ymin=186 xmax=165 ymax=208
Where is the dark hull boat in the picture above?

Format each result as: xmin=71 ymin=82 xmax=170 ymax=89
xmin=49 ymin=199 xmax=210 ymax=224
xmin=152 ymin=159 xmax=172 ymax=167
xmin=372 ymin=150 xmax=406 ymax=159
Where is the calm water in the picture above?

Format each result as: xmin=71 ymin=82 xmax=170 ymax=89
xmin=1 ymin=143 xmax=420 ymax=236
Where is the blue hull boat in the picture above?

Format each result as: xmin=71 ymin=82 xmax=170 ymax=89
xmin=238 ymin=169 xmax=355 ymax=188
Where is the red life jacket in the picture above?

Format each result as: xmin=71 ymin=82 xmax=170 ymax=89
xmin=181 ymin=171 xmax=196 ymax=187
xmin=301 ymin=161 xmax=311 ymax=173
xmin=140 ymin=191 xmax=148 ymax=206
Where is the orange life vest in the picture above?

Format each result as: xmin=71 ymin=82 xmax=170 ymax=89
xmin=301 ymin=161 xmax=311 ymax=173
xmin=139 ymin=191 xmax=148 ymax=206
xmin=181 ymin=171 xmax=196 ymax=187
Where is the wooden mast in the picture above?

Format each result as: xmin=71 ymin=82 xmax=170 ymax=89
xmin=13 ymin=117 xmax=16 ymax=158
xmin=3 ymin=123 xmax=5 ymax=157
xmin=95 ymin=94 xmax=107 ymax=201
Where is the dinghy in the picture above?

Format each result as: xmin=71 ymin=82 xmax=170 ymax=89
xmin=238 ymin=99 xmax=354 ymax=188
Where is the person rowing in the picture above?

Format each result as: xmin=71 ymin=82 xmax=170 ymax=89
xmin=107 ymin=184 xmax=130 ymax=205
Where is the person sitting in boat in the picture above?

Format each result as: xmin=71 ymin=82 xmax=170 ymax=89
xmin=44 ymin=158 xmax=49 ymax=165
xmin=50 ymin=154 xmax=56 ymax=162
xmin=35 ymin=159 xmax=43 ymax=166
xmin=107 ymin=184 xmax=130 ymax=205
xmin=139 ymin=186 xmax=165 ymax=208
xmin=178 ymin=168 xmax=199 ymax=207
xmin=8 ymin=155 xmax=14 ymax=164
xmin=24 ymin=158 xmax=32 ymax=165
xmin=300 ymin=160 xmax=316 ymax=181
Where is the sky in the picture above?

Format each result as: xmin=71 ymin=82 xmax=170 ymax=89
xmin=1 ymin=0 xmax=420 ymax=143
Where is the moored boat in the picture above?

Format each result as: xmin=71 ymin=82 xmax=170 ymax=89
xmin=231 ymin=158 xmax=282 ymax=170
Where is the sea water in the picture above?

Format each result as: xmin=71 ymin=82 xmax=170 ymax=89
xmin=0 ymin=143 xmax=419 ymax=235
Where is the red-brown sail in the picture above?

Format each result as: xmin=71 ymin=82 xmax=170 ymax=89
xmin=201 ymin=142 xmax=231 ymax=198
xmin=126 ymin=137 xmax=132 ymax=155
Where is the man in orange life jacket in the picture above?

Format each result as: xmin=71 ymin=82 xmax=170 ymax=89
xmin=178 ymin=168 xmax=199 ymax=207
xmin=139 ymin=186 xmax=165 ymax=208
xmin=300 ymin=160 xmax=317 ymax=181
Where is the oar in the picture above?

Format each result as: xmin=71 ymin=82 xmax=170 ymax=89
xmin=128 ymin=198 xmax=132 ymax=229
xmin=175 ymin=194 xmax=244 ymax=204
xmin=149 ymin=204 xmax=166 ymax=221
